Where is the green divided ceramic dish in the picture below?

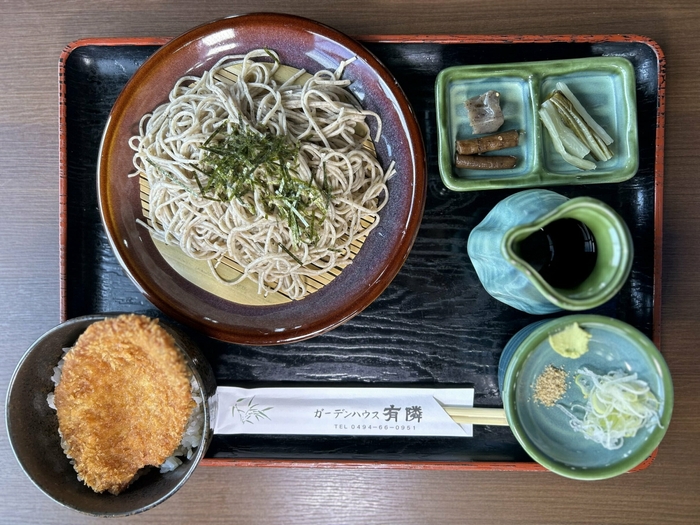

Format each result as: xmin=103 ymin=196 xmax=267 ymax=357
xmin=435 ymin=57 xmax=638 ymax=191
xmin=499 ymin=315 xmax=673 ymax=480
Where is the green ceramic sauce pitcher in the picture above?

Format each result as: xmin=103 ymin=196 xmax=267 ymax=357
xmin=468 ymin=189 xmax=633 ymax=314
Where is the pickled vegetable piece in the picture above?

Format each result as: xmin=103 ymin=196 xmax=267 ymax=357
xmin=455 ymin=129 xmax=520 ymax=155
xmin=455 ymin=154 xmax=517 ymax=170
xmin=539 ymin=81 xmax=614 ymax=170
xmin=465 ymin=90 xmax=504 ymax=134
xmin=539 ymin=103 xmax=596 ymax=170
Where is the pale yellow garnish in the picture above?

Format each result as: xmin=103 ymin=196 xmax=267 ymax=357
xmin=548 ymin=322 xmax=592 ymax=358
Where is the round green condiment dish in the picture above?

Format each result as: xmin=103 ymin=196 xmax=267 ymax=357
xmin=499 ymin=315 xmax=673 ymax=480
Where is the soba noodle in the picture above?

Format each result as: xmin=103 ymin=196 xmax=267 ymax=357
xmin=129 ymin=49 xmax=394 ymax=299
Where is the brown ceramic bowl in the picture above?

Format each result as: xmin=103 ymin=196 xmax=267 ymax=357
xmin=5 ymin=314 xmax=217 ymax=517
xmin=98 ymin=13 xmax=426 ymax=345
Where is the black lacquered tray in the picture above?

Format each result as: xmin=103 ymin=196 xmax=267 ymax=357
xmin=59 ymin=35 xmax=664 ymax=470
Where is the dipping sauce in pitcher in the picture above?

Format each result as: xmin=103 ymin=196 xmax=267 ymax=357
xmin=514 ymin=218 xmax=598 ymax=289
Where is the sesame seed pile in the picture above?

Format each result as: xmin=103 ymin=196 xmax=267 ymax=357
xmin=533 ymin=365 xmax=569 ymax=407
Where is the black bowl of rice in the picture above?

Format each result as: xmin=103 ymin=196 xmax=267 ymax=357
xmin=5 ymin=313 xmax=216 ymax=516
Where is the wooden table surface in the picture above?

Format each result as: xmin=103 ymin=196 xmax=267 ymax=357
xmin=1 ymin=1 xmax=699 ymax=523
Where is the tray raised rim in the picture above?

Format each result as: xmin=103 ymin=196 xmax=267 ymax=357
xmin=58 ymin=34 xmax=665 ymax=473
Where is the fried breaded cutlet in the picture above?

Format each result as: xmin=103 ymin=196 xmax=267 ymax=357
xmin=53 ymin=314 xmax=195 ymax=495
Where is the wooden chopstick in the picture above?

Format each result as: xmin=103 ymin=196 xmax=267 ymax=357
xmin=443 ymin=406 xmax=509 ymax=426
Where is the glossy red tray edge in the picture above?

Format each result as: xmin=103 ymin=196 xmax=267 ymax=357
xmin=58 ymin=34 xmax=665 ymax=474
xmin=197 ymin=448 xmax=659 ymax=472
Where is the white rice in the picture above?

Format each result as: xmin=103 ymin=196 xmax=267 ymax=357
xmin=48 ymin=347 xmax=204 ymax=476
xmin=160 ymin=377 xmax=205 ymax=472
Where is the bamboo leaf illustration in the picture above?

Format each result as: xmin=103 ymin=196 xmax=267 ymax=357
xmin=231 ymin=396 xmax=273 ymax=425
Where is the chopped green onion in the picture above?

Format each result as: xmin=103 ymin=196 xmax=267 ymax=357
xmin=557 ymin=367 xmax=662 ymax=450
